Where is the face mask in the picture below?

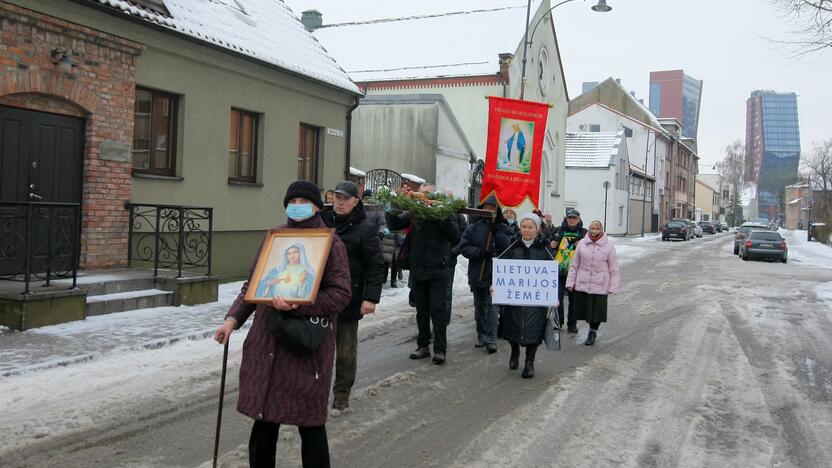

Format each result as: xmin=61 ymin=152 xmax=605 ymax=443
xmin=507 ymin=219 xmax=516 ymax=225
xmin=286 ymin=203 xmax=315 ymax=221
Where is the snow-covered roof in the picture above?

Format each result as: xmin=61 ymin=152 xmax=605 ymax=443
xmin=92 ymin=0 xmax=359 ymax=94
xmin=309 ymin=4 xmax=534 ymax=82
xmin=401 ymin=173 xmax=426 ymax=184
xmin=349 ymin=167 xmax=366 ymax=177
xmin=787 ymin=197 xmax=802 ymax=205
xmin=565 ymin=131 xmax=625 ymax=168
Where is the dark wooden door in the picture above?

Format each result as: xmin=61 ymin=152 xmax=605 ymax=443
xmin=0 ymin=105 xmax=84 ymax=276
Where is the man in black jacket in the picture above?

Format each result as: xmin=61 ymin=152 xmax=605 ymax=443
xmin=551 ymin=209 xmax=587 ymax=333
xmin=323 ymin=181 xmax=385 ymax=410
xmin=459 ymin=195 xmax=513 ymax=353
xmin=387 ymin=190 xmax=460 ymax=365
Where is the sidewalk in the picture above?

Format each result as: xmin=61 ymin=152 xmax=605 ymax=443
xmin=0 ymin=281 xmax=247 ymax=377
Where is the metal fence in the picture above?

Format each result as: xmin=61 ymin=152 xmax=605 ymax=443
xmin=0 ymin=202 xmax=81 ymax=294
xmin=365 ymin=169 xmax=402 ymax=194
xmin=126 ymin=203 xmax=213 ymax=278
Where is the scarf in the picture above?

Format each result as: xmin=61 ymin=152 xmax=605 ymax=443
xmin=588 ymin=231 xmax=603 ymax=242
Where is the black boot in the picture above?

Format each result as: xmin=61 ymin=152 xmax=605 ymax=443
xmin=585 ymin=330 xmax=596 ymax=346
xmin=409 ymin=346 xmax=430 ymax=359
xmin=509 ymin=343 xmax=520 ymax=370
xmin=522 ymin=345 xmax=537 ymax=378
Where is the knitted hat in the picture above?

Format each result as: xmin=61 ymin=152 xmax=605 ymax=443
xmin=283 ymin=180 xmax=323 ymax=208
xmin=519 ymin=212 xmax=541 ymax=230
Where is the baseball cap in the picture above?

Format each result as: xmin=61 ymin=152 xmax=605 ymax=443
xmin=566 ymin=209 xmax=580 ymax=218
xmin=334 ymin=181 xmax=359 ymax=198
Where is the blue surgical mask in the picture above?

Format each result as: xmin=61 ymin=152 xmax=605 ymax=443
xmin=286 ymin=203 xmax=315 ymax=221
xmin=507 ymin=219 xmax=516 ymax=225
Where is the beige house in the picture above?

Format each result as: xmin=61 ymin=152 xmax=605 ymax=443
xmin=695 ymin=178 xmax=719 ymax=222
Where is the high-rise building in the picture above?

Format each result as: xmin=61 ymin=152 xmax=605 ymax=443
xmin=745 ymin=90 xmax=801 ymax=221
xmin=648 ymin=70 xmax=703 ymax=140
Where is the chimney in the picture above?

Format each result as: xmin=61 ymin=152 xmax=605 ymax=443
xmin=498 ymin=53 xmax=513 ymax=84
xmin=301 ymin=9 xmax=323 ymax=31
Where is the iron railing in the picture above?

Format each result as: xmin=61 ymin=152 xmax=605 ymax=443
xmin=0 ymin=202 xmax=81 ymax=294
xmin=365 ymin=169 xmax=402 ymax=194
xmin=126 ymin=203 xmax=213 ymax=278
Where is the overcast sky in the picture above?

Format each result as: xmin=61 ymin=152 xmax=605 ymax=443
xmin=286 ymin=0 xmax=829 ymax=172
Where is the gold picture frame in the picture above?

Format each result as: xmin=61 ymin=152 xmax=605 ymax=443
xmin=244 ymin=228 xmax=334 ymax=305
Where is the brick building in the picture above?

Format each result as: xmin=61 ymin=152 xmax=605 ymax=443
xmin=0 ymin=0 xmax=360 ymax=277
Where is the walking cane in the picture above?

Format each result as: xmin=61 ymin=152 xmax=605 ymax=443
xmin=212 ymin=337 xmax=230 ymax=468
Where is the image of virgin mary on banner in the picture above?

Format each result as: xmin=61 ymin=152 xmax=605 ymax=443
xmin=480 ymin=96 xmax=550 ymax=209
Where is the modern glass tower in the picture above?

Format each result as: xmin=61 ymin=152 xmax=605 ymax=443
xmin=745 ymin=90 xmax=801 ymax=221
xmin=648 ymin=70 xmax=703 ymax=140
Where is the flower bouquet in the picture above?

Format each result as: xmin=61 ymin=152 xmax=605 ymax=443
xmin=369 ymin=186 xmax=467 ymax=220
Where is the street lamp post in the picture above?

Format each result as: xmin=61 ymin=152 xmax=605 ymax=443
xmin=519 ymin=0 xmax=612 ymax=99
xmin=603 ymin=180 xmax=611 ymax=227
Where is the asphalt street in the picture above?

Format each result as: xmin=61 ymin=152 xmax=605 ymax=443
xmin=6 ymin=232 xmax=832 ymax=467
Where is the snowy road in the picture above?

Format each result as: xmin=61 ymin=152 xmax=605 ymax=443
xmin=2 ymin=232 xmax=832 ymax=467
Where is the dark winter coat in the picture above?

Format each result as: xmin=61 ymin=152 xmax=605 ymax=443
xmin=380 ymin=232 xmax=397 ymax=264
xmin=501 ymin=236 xmax=555 ymax=346
xmin=386 ymin=212 xmax=460 ymax=281
xmin=322 ymin=201 xmax=385 ymax=321
xmin=226 ymin=214 xmax=351 ymax=427
xmin=365 ymin=207 xmax=387 ymax=236
xmin=449 ymin=212 xmax=468 ymax=267
xmin=551 ymin=218 xmax=588 ymax=277
xmin=458 ymin=205 xmax=512 ymax=289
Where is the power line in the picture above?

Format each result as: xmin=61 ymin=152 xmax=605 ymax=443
xmin=349 ymin=61 xmax=491 ymax=74
xmin=319 ymin=5 xmax=526 ymax=29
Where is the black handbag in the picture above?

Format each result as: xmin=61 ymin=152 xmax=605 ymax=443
xmin=267 ymin=312 xmax=330 ymax=356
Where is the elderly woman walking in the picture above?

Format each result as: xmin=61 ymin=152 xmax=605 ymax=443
xmin=214 ymin=180 xmax=352 ymax=468
xmin=499 ymin=212 xmax=557 ymax=378
xmin=565 ymin=220 xmax=620 ymax=346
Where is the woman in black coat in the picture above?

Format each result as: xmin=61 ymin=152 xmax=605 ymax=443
xmin=498 ymin=212 xmax=557 ymax=378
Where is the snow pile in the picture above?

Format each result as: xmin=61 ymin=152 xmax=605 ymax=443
xmin=780 ymin=229 xmax=832 ymax=269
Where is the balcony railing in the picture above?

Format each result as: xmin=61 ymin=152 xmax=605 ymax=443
xmin=0 ymin=202 xmax=81 ymax=294
xmin=125 ymin=203 xmax=213 ymax=278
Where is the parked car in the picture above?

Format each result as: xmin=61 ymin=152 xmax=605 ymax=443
xmin=720 ymin=221 xmax=729 ymax=231
xmin=662 ymin=221 xmax=690 ymax=241
xmin=740 ymin=230 xmax=787 ymax=262
xmin=699 ymin=221 xmax=716 ymax=234
xmin=691 ymin=222 xmax=703 ymax=238
xmin=734 ymin=222 xmax=769 ymax=255
xmin=670 ymin=219 xmax=695 ymax=240
xmin=713 ymin=221 xmax=723 ymax=233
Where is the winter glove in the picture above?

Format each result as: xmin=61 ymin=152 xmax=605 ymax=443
xmin=383 ymin=227 xmax=390 ymax=236
xmin=479 ymin=248 xmax=493 ymax=259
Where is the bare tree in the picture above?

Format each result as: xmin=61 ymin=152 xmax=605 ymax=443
xmin=770 ymin=0 xmax=832 ymax=55
xmin=802 ymin=139 xmax=832 ymax=190
xmin=717 ymin=140 xmax=746 ymax=225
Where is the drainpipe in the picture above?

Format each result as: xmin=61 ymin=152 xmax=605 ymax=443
xmin=344 ymin=95 xmax=360 ymax=179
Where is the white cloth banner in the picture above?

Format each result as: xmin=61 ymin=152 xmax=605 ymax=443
xmin=492 ymin=259 xmax=559 ymax=306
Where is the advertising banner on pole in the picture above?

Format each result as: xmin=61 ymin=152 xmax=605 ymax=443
xmin=480 ymin=96 xmax=550 ymax=209
xmin=491 ymin=258 xmax=559 ymax=307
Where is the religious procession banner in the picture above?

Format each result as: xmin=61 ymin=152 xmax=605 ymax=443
xmin=491 ymin=258 xmax=559 ymax=307
xmin=480 ymin=96 xmax=550 ymax=209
